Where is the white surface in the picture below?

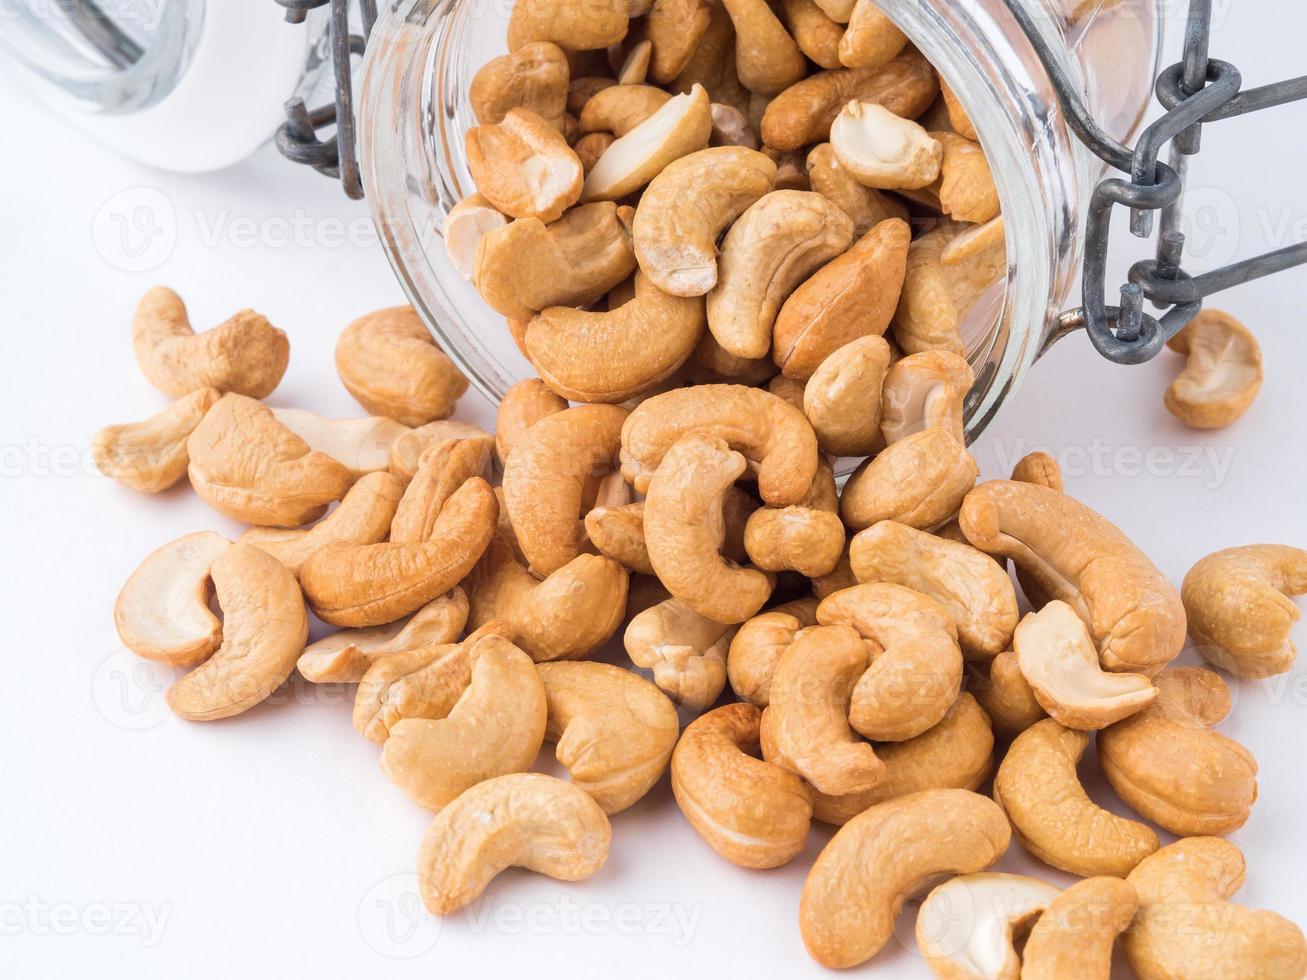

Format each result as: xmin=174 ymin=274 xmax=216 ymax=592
xmin=1 ymin=8 xmax=1306 ymax=979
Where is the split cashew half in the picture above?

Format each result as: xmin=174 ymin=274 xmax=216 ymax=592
xmin=582 ymin=84 xmax=713 ymax=202
xmin=1164 ymin=308 xmax=1263 ymax=429
xmin=726 ymin=596 xmax=819 ymax=705
xmin=625 ymin=595 xmax=738 ymax=710
xmin=915 ymin=873 xmax=1061 ymax=980
xmin=1021 ymin=877 xmax=1138 ymax=980
xmin=830 ymin=101 xmax=941 ymax=190
xmin=93 ymin=387 xmax=221 ymax=493
xmin=841 ymin=426 xmax=979 ymax=531
xmin=270 ymin=408 xmax=411 ymax=480
xmin=443 ymin=193 xmax=509 ymax=280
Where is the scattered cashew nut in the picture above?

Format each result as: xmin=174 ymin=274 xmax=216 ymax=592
xmin=93 ymin=387 xmax=221 ymax=493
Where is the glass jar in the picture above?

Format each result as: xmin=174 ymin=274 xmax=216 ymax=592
xmin=359 ymin=0 xmax=1164 ymax=438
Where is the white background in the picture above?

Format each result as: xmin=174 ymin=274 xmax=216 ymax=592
xmin=1 ymin=5 xmax=1305 ymax=978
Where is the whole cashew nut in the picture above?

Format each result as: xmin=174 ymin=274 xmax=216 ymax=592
xmin=466 ymin=108 xmax=584 ymax=223
xmin=743 ymin=463 xmax=845 ymax=577
xmin=1022 ymin=877 xmax=1138 ymax=980
xmin=470 ymin=41 xmax=570 ymax=130
xmin=1010 ymin=449 xmax=1063 ymax=492
xmin=647 ymin=0 xmax=712 ymax=83
xmin=784 ymin=0 xmax=844 ymax=70
xmin=892 ymin=220 xmax=1006 ymax=357
xmin=879 ymin=349 xmax=974 ymax=446
xmin=507 ymin=0 xmax=628 ymax=51
xmin=720 ymin=0 xmax=808 ymax=96
xmin=388 ymin=438 xmax=494 ymax=545
xmin=92 ymin=387 xmax=221 ymax=493
xmin=806 ymin=144 xmax=910 ymax=239
xmin=1164 ymin=308 xmax=1263 ymax=429
xmin=625 ymin=596 xmax=737 ymax=710
xmin=840 ymin=426 xmax=979 ymax=531
xmin=970 ymin=651 xmax=1046 ymax=739
xmin=726 ymin=596 xmax=820 ymax=705
xmin=802 ymin=335 xmax=893 ymax=457
xmin=838 ymin=0 xmax=907 ymax=70
xmin=494 ymin=379 xmax=569 ymax=467
xmin=934 ymin=132 xmax=999 ymax=224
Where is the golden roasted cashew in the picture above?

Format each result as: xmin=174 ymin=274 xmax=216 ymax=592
xmin=502 ymin=404 xmax=628 ymax=575
xmin=1125 ymin=838 xmax=1307 ymax=980
xmin=1164 ymin=308 xmax=1263 ymax=429
xmin=892 ymin=219 xmax=1006 ymax=356
xmin=809 ymin=692 xmax=993 ymax=825
xmin=726 ymin=596 xmax=820 ymax=705
xmin=959 ymin=480 xmax=1187 ymax=675
xmin=743 ymin=463 xmax=845 ymax=577
xmin=799 ymin=789 xmax=1011 ymax=969
xmin=706 ymin=190 xmax=854 ymax=360
xmin=474 ymin=203 xmax=637 ymax=321
xmin=524 ymin=273 xmax=706 ymax=403
xmin=466 ymin=535 xmax=628 ymax=662
xmin=381 ymin=636 xmax=547 ymax=810
xmin=418 ymin=772 xmax=611 ymax=915
xmin=760 ymin=49 xmax=938 ymax=151
xmin=567 ymin=74 xmax=616 ymax=115
xmin=93 ymin=387 xmax=221 ymax=493
xmin=632 ymin=146 xmax=777 ymax=297
xmin=578 ymin=84 xmax=672 ymax=136
xmin=802 ymin=336 xmax=892 ymax=457
xmin=270 ymin=408 xmax=411 ymax=480
xmin=838 ymin=0 xmax=907 ymax=69
xmin=647 ymin=0 xmax=711 ymax=82
xmin=300 ymin=477 xmax=498 ymax=627
xmin=584 ymin=502 xmax=654 ymax=574
xmin=187 ymin=393 xmax=353 ymax=527
xmin=470 ymin=41 xmax=569 ymax=130
xmin=507 ymin=0 xmax=628 ymax=51
xmin=935 ymin=132 xmax=1000 ymax=224
xmin=388 ymin=438 xmax=493 ymax=545
xmin=1022 ymin=877 xmax=1138 ymax=980
xmin=444 ymin=193 xmax=509 ymax=280
xmin=387 ymin=419 xmax=494 ymax=482
xmin=841 ymin=427 xmax=979 ymax=531
xmin=643 ymin=433 xmax=775 ymax=624
xmin=1010 ymin=448 xmax=1063 ymax=491
xmin=334 ymin=306 xmax=468 ymax=426
xmin=166 ymin=544 xmax=308 ymax=721
xmin=774 ymin=217 xmax=909 ymax=380
xmin=809 ymin=0 xmax=854 ymax=22
xmin=915 ymin=872 xmax=1061 ymax=980
xmin=831 ymin=101 xmax=942 ymax=190
xmin=582 ymin=84 xmax=713 ymax=202
xmin=720 ymin=0 xmax=807 ymax=95
xmin=806 ymin=143 xmax=909 ymax=237
xmin=684 ymin=330 xmax=779 ymax=385
xmin=1182 ymin=544 xmax=1307 ymax=677
xmin=625 ymin=596 xmax=737 ymax=709
xmin=616 ymin=38 xmax=652 ymax=85
xmin=994 ymin=719 xmax=1159 ymax=879
xmin=239 ymin=471 xmax=405 ymax=576
xmin=1098 ymin=667 xmax=1257 ymax=837
xmin=1014 ymin=601 xmax=1156 ymax=730
xmin=296 ymin=590 xmax=469 ymax=684
xmin=942 ymin=215 xmax=1004 ymax=267
xmin=970 ymin=651 xmax=1045 ymax=739
xmin=784 ymin=0 xmax=843 ymax=70
xmin=671 ymin=702 xmax=813 ymax=867
xmin=762 ymin=624 xmax=885 ymax=795
xmin=466 ymin=108 xmax=584 ymax=223
xmin=940 ymin=77 xmax=977 ymax=139
xmin=849 ymin=520 xmax=1017 ymax=658
xmin=621 ymin=383 xmax=820 ymax=506
xmin=114 ymin=531 xmax=229 ymax=667
xmin=495 ymin=380 xmax=568 ymax=467
xmin=538 ymin=661 xmax=679 ymax=814
xmin=131 ymin=286 xmax=289 ymax=399
xmin=879 ymin=349 xmax=974 ymax=445
xmin=818 ymin=582 xmax=963 ymax=741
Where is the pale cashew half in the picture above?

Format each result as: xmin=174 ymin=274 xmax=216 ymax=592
xmin=418 ymin=772 xmax=611 ymax=915
xmin=849 ymin=520 xmax=1018 ymax=658
xmin=579 ymin=84 xmax=672 ymax=137
xmin=707 ymin=189 xmax=854 ymax=360
xmin=916 ymin=872 xmax=1061 ymax=980
xmin=538 ymin=661 xmax=678 ymax=814
xmin=818 ymin=582 xmax=963 ymax=741
xmin=621 ymin=383 xmax=819 ymax=506
xmin=879 ymin=349 xmax=974 ymax=445
xmin=507 ymin=0 xmax=628 ymax=51
xmin=444 ymin=193 xmax=509 ymax=281
xmin=114 ymin=531 xmax=229 ymax=667
xmin=838 ymin=0 xmax=907 ymax=70
xmin=1164 ymin=308 xmax=1263 ymax=429
xmin=726 ymin=596 xmax=820 ymax=705
xmin=720 ymin=0 xmax=807 ymax=95
xmin=784 ymin=0 xmax=844 ymax=70
xmin=582 ymin=84 xmax=713 ymax=202
xmin=502 ymin=404 xmax=628 ymax=575
xmin=743 ymin=463 xmax=845 ymax=577
xmin=994 ymin=718 xmax=1159 ymax=879
xmin=466 ymin=108 xmax=584 ymax=223
xmin=166 ymin=544 xmax=308 ymax=721
xmin=1125 ymin=838 xmax=1307 ymax=980
xmin=802 ymin=335 xmax=892 ymax=457
xmin=93 ymin=387 xmax=221 ymax=493
xmin=1022 ymin=877 xmax=1138 ymax=980
xmin=382 ymin=636 xmax=546 ymax=810
xmin=239 ymin=471 xmax=405 ymax=576
xmin=495 ymin=379 xmax=568 ymax=467
xmin=942 ymin=214 xmax=1005 ymax=266
xmin=467 ymin=535 xmax=628 ymax=662
xmin=271 ymin=408 xmax=411 ymax=481
xmin=799 ymin=789 xmax=1011 ymax=969
xmin=300 ymin=477 xmax=498 ymax=627
xmin=470 ymin=41 xmax=569 ymax=130
xmin=131 ymin=286 xmax=289 ymax=399
xmin=672 ymin=702 xmax=812 ymax=867
xmin=632 ymin=146 xmax=777 ymax=297
xmin=841 ymin=427 xmax=979 ymax=531
xmin=1098 ymin=666 xmax=1258 ymax=836
xmin=806 ymin=144 xmax=910 ymax=239
xmin=893 ymin=220 xmax=1006 ymax=356
xmin=831 ymin=101 xmax=941 ymax=190
xmin=1182 ymin=544 xmax=1307 ymax=677
xmin=187 ymin=394 xmax=353 ymax=527
xmin=959 ymin=480 xmax=1187 ymax=675
xmin=388 ymin=420 xmax=494 ymax=482
xmin=296 ymin=590 xmax=469 ymax=684
xmin=388 ymin=438 xmax=493 ymax=544
xmin=970 ymin=651 xmax=1046 ymax=739
xmin=1014 ymin=601 xmax=1156 ymax=730
xmin=625 ymin=596 xmax=736 ymax=710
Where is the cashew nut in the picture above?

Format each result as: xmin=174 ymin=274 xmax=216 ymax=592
xmin=841 ymin=426 xmax=979 ymax=531
xmin=444 ymin=193 xmax=509 ymax=281
xmin=879 ymin=349 xmax=974 ymax=445
xmin=806 ymin=142 xmax=910 ymax=238
xmin=707 ymin=189 xmax=854 ymax=359
xmin=726 ymin=596 xmax=820 ymax=705
xmin=573 ymin=131 xmax=615 ymax=172
xmin=892 ymin=219 xmax=1006 ymax=356
xmin=935 ymin=131 xmax=1000 ymax=223
xmin=799 ymin=789 xmax=1011 ymax=969
xmin=632 ymin=146 xmax=778 ymax=297
xmin=582 ymin=84 xmax=713 ymax=202
xmin=940 ymin=77 xmax=977 ymax=140
xmin=1010 ymin=448 xmax=1063 ymax=491
xmin=784 ymin=0 xmax=844 ymax=70
xmin=187 ymin=394 xmax=353 ymax=527
xmin=647 ymin=0 xmax=712 ymax=83
xmin=743 ymin=463 xmax=845 ymax=577
xmin=958 ymin=480 xmax=1187 ymax=674
xmin=970 ymin=651 xmax=1046 ymax=739
xmin=709 ymin=102 xmax=760 ymax=148
xmin=1182 ymin=544 xmax=1307 ymax=677
xmin=578 ymin=84 xmax=673 ymax=136
xmin=809 ymin=0 xmax=854 ymax=22
xmin=616 ymin=39 xmax=652 ymax=85
xmin=839 ymin=0 xmax=907 ymax=70
xmin=720 ymin=0 xmax=807 ymax=95
xmin=802 ymin=335 xmax=892 ymax=456
xmin=381 ymin=635 xmax=546 ymax=810
xmin=507 ymin=0 xmax=629 ymax=53
xmin=300 ymin=477 xmax=498 ymax=627
xmin=941 ymin=214 xmax=1005 ymax=267
xmin=1125 ymin=838 xmax=1307 ymax=980
xmin=672 ymin=702 xmax=813 ymax=867
xmin=418 ymin=772 xmax=611 ymax=915
xmin=495 ymin=379 xmax=569 ymax=466
xmin=585 ymin=502 xmax=654 ymax=573
xmin=269 ymin=408 xmax=410 ymax=481
xmin=466 ymin=108 xmax=584 ymax=223
xmin=114 ymin=531 xmax=230 ymax=667
xmin=166 ymin=543 xmax=308 ymax=721
xmin=93 ymin=387 xmax=221 ymax=493
xmin=470 ymin=41 xmax=569 ymax=130
xmin=131 ymin=286 xmax=289 ymax=399
xmin=831 ymin=101 xmax=941 ymax=189
xmin=1022 ymin=876 xmax=1138 ymax=980
xmin=994 ymin=718 xmax=1159 ymax=878
xmin=388 ymin=438 xmax=493 ymax=544
xmin=1164 ymin=308 xmax=1263 ymax=429
xmin=625 ymin=596 xmax=737 ymax=710
xmin=1098 ymin=666 xmax=1258 ymax=836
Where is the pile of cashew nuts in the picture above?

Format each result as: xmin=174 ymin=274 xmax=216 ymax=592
xmin=96 ymin=0 xmax=1300 ymax=975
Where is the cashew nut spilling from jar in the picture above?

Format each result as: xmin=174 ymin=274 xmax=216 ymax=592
xmin=934 ymin=131 xmax=1000 ymax=224
xmin=1098 ymin=666 xmax=1258 ymax=837
xmin=1164 ymin=308 xmax=1263 ymax=429
xmin=726 ymin=596 xmax=819 ymax=705
xmin=625 ymin=595 xmax=737 ymax=710
xmin=470 ymin=41 xmax=570 ymax=130
xmin=466 ymin=108 xmax=584 ymax=223
xmin=1182 ymin=544 xmax=1307 ymax=678
xmin=131 ymin=286 xmax=289 ymax=399
xmin=93 ymin=387 xmax=221 ymax=493
xmin=879 ymin=349 xmax=974 ymax=445
xmin=830 ymin=100 xmax=941 ymax=189
xmin=802 ymin=335 xmax=892 ymax=457
xmin=840 ymin=426 xmax=979 ymax=531
xmin=1125 ymin=838 xmax=1307 ymax=980
xmin=1022 ymin=876 xmax=1138 ymax=980
xmin=270 ymin=408 xmax=412 ymax=481
xmin=582 ymin=84 xmax=713 ymax=202
xmin=892 ymin=219 xmax=1006 ymax=356
xmin=799 ymin=789 xmax=1011 ymax=969
xmin=418 ymin=772 xmax=611 ymax=915
xmin=994 ymin=718 xmax=1159 ymax=879
xmin=915 ymin=873 xmax=1061 ymax=980
xmin=671 ymin=702 xmax=813 ymax=867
